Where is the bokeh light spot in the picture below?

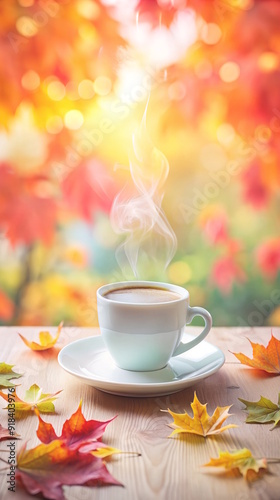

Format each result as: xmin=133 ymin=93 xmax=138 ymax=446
xmin=168 ymin=81 xmax=186 ymax=101
xmin=66 ymin=82 xmax=80 ymax=101
xmin=78 ymin=79 xmax=95 ymax=99
xmin=93 ymin=76 xmax=112 ymax=96
xmin=219 ymin=62 xmax=240 ymax=82
xmin=21 ymin=70 xmax=40 ymax=91
xmin=168 ymin=261 xmax=192 ymax=285
xmin=47 ymin=81 xmax=66 ymax=101
xmin=46 ymin=116 xmax=63 ymax=134
xmin=217 ymin=123 xmax=235 ymax=146
xmin=255 ymin=125 xmax=272 ymax=144
xmin=77 ymin=0 xmax=100 ymax=19
xmin=64 ymin=110 xmax=84 ymax=130
xmin=16 ymin=16 xmax=38 ymax=37
xmin=201 ymin=23 xmax=222 ymax=45
xmin=258 ymin=52 xmax=279 ymax=72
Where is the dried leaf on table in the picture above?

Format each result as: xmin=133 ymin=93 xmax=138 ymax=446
xmin=231 ymin=334 xmax=280 ymax=374
xmin=0 ymin=422 xmax=20 ymax=441
xmin=16 ymin=440 xmax=122 ymax=500
xmin=0 ymin=362 xmax=22 ymax=389
xmin=0 ymin=384 xmax=62 ymax=414
xmin=163 ymin=391 xmax=237 ymax=438
xmin=18 ymin=322 xmax=63 ymax=351
xmin=36 ymin=400 xmax=116 ymax=452
xmin=239 ymin=393 xmax=280 ymax=429
xmin=203 ymin=448 xmax=267 ymax=481
xmin=15 ymin=401 xmax=130 ymax=498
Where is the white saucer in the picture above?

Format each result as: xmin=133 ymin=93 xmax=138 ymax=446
xmin=58 ymin=334 xmax=225 ymax=397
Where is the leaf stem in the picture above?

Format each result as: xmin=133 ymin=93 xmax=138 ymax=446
xmin=118 ymin=451 xmax=142 ymax=457
xmin=266 ymin=458 xmax=280 ymax=464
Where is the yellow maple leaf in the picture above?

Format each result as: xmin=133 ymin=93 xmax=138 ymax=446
xmin=203 ymin=448 xmax=267 ymax=481
xmin=18 ymin=322 xmax=63 ymax=351
xmin=164 ymin=392 xmax=237 ymax=437
xmin=0 ymin=383 xmax=62 ymax=414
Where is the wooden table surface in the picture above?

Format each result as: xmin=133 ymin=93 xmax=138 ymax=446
xmin=0 ymin=326 xmax=279 ymax=500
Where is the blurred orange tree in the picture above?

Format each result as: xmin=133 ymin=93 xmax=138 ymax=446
xmin=0 ymin=0 xmax=280 ymax=327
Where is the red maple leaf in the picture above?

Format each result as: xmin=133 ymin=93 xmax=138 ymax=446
xmin=16 ymin=402 xmax=123 ymax=499
xmin=0 ymin=163 xmax=56 ymax=246
xmin=61 ymin=160 xmax=117 ymax=221
xmin=16 ymin=441 xmax=122 ymax=500
xmin=36 ymin=400 xmax=116 ymax=452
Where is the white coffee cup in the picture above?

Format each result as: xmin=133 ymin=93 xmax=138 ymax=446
xmin=96 ymin=281 xmax=212 ymax=372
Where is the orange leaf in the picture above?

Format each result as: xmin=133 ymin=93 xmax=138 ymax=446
xmin=16 ymin=440 xmax=122 ymax=499
xmin=18 ymin=322 xmax=63 ymax=351
xmin=36 ymin=400 xmax=116 ymax=452
xmin=203 ymin=448 xmax=267 ymax=481
xmin=163 ymin=392 xmax=237 ymax=438
xmin=231 ymin=334 xmax=280 ymax=374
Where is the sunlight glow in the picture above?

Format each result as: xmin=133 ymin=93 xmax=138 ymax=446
xmin=121 ymin=9 xmax=197 ymax=68
xmin=64 ymin=110 xmax=84 ymax=130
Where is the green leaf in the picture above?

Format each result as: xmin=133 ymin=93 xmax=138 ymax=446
xmin=0 ymin=362 xmax=22 ymax=389
xmin=239 ymin=393 xmax=280 ymax=429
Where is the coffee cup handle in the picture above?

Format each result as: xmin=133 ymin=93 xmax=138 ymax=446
xmin=172 ymin=306 xmax=212 ymax=356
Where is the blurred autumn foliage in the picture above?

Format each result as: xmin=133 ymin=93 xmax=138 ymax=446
xmin=0 ymin=0 xmax=280 ymax=327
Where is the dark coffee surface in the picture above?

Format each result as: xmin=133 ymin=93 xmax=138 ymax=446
xmin=104 ymin=287 xmax=181 ymax=304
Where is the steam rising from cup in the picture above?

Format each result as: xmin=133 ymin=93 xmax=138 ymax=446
xmin=110 ymin=102 xmax=177 ymax=277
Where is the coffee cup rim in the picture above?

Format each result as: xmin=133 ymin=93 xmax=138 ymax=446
xmin=97 ymin=281 xmax=189 ymax=306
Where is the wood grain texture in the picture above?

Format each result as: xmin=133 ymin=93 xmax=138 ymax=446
xmin=0 ymin=327 xmax=279 ymax=500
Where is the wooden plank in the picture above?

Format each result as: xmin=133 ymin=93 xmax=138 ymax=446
xmin=0 ymin=327 xmax=279 ymax=500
